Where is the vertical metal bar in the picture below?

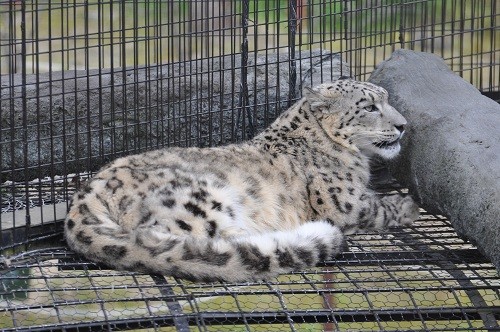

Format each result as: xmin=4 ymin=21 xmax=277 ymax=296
xmin=0 ymin=2 xmax=16 ymax=231
xmin=275 ymin=0 xmax=283 ymax=117
xmin=121 ymin=1 xmax=128 ymax=153
xmin=420 ymin=1 xmax=427 ymax=51
xmin=441 ymin=0 xmax=447 ymax=57
xmin=261 ymin=0 xmax=270 ymax=124
xmin=180 ymin=1 xmax=185 ymax=145
xmin=319 ymin=0 xmax=327 ymax=83
xmin=228 ymin=2 xmax=235 ymax=143
xmin=20 ymin=0 xmax=31 ymax=248
xmin=470 ymin=0 xmax=476 ymax=85
xmin=382 ymin=1 xmax=389 ymax=59
xmin=430 ymin=0 xmax=436 ymax=53
xmin=489 ymin=0 xmax=498 ymax=91
xmin=365 ymin=1 xmax=371 ymax=79
xmin=97 ymin=1 xmax=104 ymax=164
xmin=167 ymin=0 xmax=174 ymax=146
xmin=407 ymin=1 xmax=414 ymax=50
xmin=84 ymin=1 xmax=92 ymax=175
xmin=183 ymin=1 xmax=190 ymax=146
xmin=330 ymin=2 xmax=339 ymax=80
xmin=459 ymin=0 xmax=465 ymax=77
xmin=173 ymin=276 xmax=209 ymax=331
xmin=33 ymin=1 xmax=43 ymax=225
xmin=238 ymin=0 xmax=250 ymax=140
xmin=49 ymin=2 xmax=59 ymax=216
xmin=342 ymin=0 xmax=350 ymax=77
xmin=61 ymin=1 xmax=71 ymax=204
xmin=398 ymin=1 xmax=405 ymax=48
xmin=217 ymin=0 xmax=225 ymax=145
xmin=155 ymin=0 xmax=165 ymax=149
xmin=0 ymin=9 xmax=4 ymax=231
xmin=149 ymin=0 xmax=154 ymax=148
xmin=71 ymin=0 xmax=81 ymax=183
xmin=145 ymin=0 xmax=153 ymax=150
xmin=195 ymin=0 xmax=202 ymax=147
xmin=134 ymin=0 xmax=140 ymax=152
xmin=251 ymin=0 xmax=258 ymax=132
xmin=132 ymin=275 xmax=159 ymax=331
xmin=478 ymin=0 xmax=485 ymax=92
xmin=150 ymin=274 xmax=191 ymax=332
xmin=288 ymin=0 xmax=297 ymax=106
xmin=207 ymin=0 xmax=215 ymax=146
xmin=449 ymin=0 xmax=456 ymax=72
xmin=265 ymin=282 xmax=298 ymax=332
xmin=109 ymin=1 xmax=116 ymax=159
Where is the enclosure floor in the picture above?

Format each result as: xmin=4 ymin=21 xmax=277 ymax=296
xmin=1 ymin=207 xmax=499 ymax=332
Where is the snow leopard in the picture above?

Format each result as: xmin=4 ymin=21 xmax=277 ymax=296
xmin=64 ymin=78 xmax=420 ymax=282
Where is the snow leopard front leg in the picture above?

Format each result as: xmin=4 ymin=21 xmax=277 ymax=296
xmin=350 ymin=192 xmax=420 ymax=233
xmin=307 ymin=178 xmax=419 ymax=234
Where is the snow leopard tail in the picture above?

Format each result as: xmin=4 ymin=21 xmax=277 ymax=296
xmin=65 ymin=219 xmax=346 ymax=282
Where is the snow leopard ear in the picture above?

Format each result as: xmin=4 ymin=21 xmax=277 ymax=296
xmin=303 ymin=86 xmax=339 ymax=113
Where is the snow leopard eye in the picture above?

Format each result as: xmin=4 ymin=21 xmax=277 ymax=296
xmin=364 ymin=105 xmax=378 ymax=113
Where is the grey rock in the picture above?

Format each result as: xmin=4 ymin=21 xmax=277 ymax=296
xmin=369 ymin=49 xmax=500 ymax=271
xmin=1 ymin=50 xmax=349 ymax=181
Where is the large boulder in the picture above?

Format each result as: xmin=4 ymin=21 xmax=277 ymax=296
xmin=369 ymin=49 xmax=500 ymax=271
xmin=1 ymin=50 xmax=349 ymax=181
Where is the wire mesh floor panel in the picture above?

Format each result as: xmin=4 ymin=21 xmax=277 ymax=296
xmin=1 ymin=210 xmax=499 ymax=331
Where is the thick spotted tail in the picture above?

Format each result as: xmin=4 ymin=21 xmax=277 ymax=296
xmin=65 ymin=219 xmax=346 ymax=282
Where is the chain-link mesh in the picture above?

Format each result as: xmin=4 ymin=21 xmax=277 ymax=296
xmin=2 ymin=208 xmax=499 ymax=331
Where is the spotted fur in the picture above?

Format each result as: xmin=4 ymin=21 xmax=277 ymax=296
xmin=64 ymin=79 xmax=419 ymax=282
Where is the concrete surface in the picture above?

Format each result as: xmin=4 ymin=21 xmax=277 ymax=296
xmin=369 ymin=49 xmax=500 ymax=271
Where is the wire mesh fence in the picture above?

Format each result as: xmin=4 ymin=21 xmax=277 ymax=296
xmin=2 ymin=208 xmax=500 ymax=331
xmin=1 ymin=0 xmax=499 ymax=330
